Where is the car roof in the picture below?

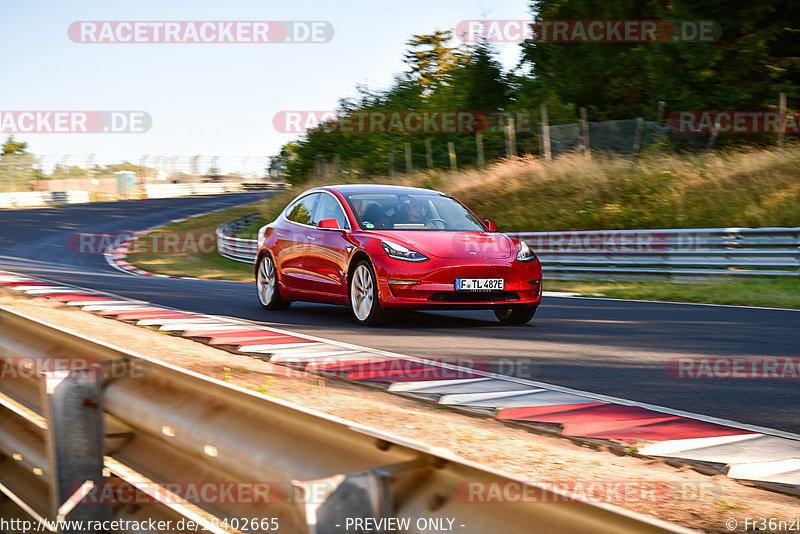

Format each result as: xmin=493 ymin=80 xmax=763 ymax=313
xmin=319 ymin=184 xmax=447 ymax=196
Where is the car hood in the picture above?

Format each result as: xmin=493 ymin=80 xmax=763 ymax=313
xmin=372 ymin=231 xmax=514 ymax=259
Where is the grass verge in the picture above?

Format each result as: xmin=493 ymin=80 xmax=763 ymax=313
xmin=545 ymin=277 xmax=800 ymax=309
xmin=125 ymin=202 xmax=262 ymax=281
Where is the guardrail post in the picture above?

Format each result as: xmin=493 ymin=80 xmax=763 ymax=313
xmin=297 ymin=459 xmax=431 ymax=534
xmin=41 ymin=364 xmax=110 ymax=528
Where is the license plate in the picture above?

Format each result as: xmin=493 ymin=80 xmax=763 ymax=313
xmin=455 ymin=278 xmax=504 ymax=291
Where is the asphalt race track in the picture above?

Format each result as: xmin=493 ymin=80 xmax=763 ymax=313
xmin=1 ymin=194 xmax=797 ymax=433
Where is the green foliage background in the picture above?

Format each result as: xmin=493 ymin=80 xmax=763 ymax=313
xmin=279 ymin=0 xmax=798 ymax=183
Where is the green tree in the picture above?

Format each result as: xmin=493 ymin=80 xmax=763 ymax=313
xmin=521 ymin=0 xmax=800 ymax=122
xmin=0 ymin=136 xmax=37 ymax=191
xmin=403 ymin=30 xmax=464 ymax=96
xmin=447 ymin=41 xmax=510 ymax=110
xmin=2 ymin=136 xmax=29 ymax=157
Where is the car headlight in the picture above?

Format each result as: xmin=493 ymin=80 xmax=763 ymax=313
xmin=381 ymin=240 xmax=429 ymax=262
xmin=516 ymin=241 xmax=538 ymax=262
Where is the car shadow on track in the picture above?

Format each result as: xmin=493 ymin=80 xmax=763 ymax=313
xmin=257 ymin=303 xmax=518 ymax=330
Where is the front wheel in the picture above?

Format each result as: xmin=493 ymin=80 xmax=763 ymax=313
xmin=350 ymin=261 xmax=391 ymax=326
xmin=494 ymin=306 xmax=536 ymax=325
xmin=256 ymin=254 xmax=290 ymax=310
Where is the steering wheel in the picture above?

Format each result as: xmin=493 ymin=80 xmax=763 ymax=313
xmin=426 ymin=218 xmax=446 ymax=230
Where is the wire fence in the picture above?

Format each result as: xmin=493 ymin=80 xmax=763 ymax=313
xmin=299 ymin=112 xmax=714 ymax=181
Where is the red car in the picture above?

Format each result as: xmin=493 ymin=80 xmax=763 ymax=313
xmin=255 ymin=184 xmax=542 ymax=325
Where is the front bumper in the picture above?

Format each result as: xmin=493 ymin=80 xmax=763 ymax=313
xmin=373 ymin=255 xmax=542 ymax=309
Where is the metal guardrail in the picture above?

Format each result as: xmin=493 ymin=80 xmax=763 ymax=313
xmin=0 ymin=307 xmax=689 ymax=533
xmin=507 ymin=227 xmax=800 ymax=281
xmin=144 ymin=182 xmax=287 ymax=199
xmin=217 ymin=218 xmax=800 ymax=281
xmin=243 ymin=182 xmax=289 ymax=191
xmin=217 ymin=214 xmax=262 ymax=263
xmin=0 ymin=191 xmax=90 ymax=208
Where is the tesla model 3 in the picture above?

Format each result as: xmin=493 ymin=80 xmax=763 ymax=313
xmin=255 ymin=184 xmax=542 ymax=325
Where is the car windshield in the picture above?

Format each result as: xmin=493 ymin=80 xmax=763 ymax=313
xmin=343 ymin=192 xmax=486 ymax=231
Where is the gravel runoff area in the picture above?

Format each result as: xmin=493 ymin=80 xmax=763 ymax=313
xmin=1 ymin=289 xmax=798 ymax=533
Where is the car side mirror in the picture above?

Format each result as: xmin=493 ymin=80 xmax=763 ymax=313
xmin=317 ymin=218 xmax=341 ymax=230
xmin=484 ymin=219 xmax=498 ymax=232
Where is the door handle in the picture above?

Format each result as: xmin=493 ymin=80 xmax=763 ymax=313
xmin=306 ymin=235 xmax=316 ymax=241
xmin=275 ymin=231 xmax=285 ymax=237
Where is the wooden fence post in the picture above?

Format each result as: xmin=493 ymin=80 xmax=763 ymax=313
xmin=540 ymin=104 xmax=551 ymax=161
xmin=476 ymin=133 xmax=485 ymax=168
xmin=447 ymin=142 xmax=457 ymax=171
xmin=778 ymin=92 xmax=787 ymax=149
xmin=404 ymin=142 xmax=412 ymax=174
xmin=505 ymin=117 xmax=517 ymax=157
xmin=654 ymin=101 xmax=666 ymax=152
xmin=425 ymin=139 xmax=433 ymax=168
xmin=633 ymin=117 xmax=644 ymax=154
xmin=388 ymin=140 xmax=395 ymax=178
xmin=707 ymin=116 xmax=721 ymax=150
xmin=579 ymin=107 xmax=589 ymax=156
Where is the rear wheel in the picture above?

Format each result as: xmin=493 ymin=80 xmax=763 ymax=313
xmin=350 ymin=261 xmax=391 ymax=326
xmin=494 ymin=306 xmax=536 ymax=325
xmin=256 ymin=254 xmax=290 ymax=310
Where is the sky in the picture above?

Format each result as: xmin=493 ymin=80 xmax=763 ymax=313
xmin=1 ymin=0 xmax=531 ymax=174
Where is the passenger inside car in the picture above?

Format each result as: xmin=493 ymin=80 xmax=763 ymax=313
xmin=361 ymin=203 xmax=389 ymax=229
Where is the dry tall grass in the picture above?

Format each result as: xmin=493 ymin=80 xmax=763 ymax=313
xmin=259 ymin=146 xmax=800 ymax=231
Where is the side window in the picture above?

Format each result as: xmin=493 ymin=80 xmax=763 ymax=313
xmin=312 ymin=194 xmax=349 ymax=229
xmin=285 ymin=193 xmax=319 ymax=225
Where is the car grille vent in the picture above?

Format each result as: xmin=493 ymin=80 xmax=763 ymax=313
xmin=428 ymin=291 xmax=521 ymax=302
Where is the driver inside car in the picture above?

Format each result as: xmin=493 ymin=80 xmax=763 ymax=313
xmin=407 ymin=199 xmax=427 ymax=223
xmin=392 ymin=199 xmax=427 ymax=225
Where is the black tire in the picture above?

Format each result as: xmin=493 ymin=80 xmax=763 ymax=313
xmin=256 ymin=254 xmax=290 ymax=310
xmin=349 ymin=260 xmax=391 ymax=326
xmin=494 ymin=305 xmax=536 ymax=325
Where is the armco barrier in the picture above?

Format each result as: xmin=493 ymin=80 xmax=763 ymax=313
xmin=217 ymin=214 xmax=261 ymax=263
xmin=0 ymin=190 xmax=90 ymax=208
xmin=0 ymin=307 xmax=687 ymax=533
xmin=510 ymin=228 xmax=800 ymax=281
xmin=217 ymin=217 xmax=800 ymax=281
xmin=144 ymin=182 xmax=287 ymax=198
xmin=144 ymin=182 xmax=245 ymax=198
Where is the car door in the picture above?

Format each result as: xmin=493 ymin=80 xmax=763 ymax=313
xmin=277 ymin=192 xmax=320 ymax=291
xmin=304 ymin=192 xmax=352 ymax=296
